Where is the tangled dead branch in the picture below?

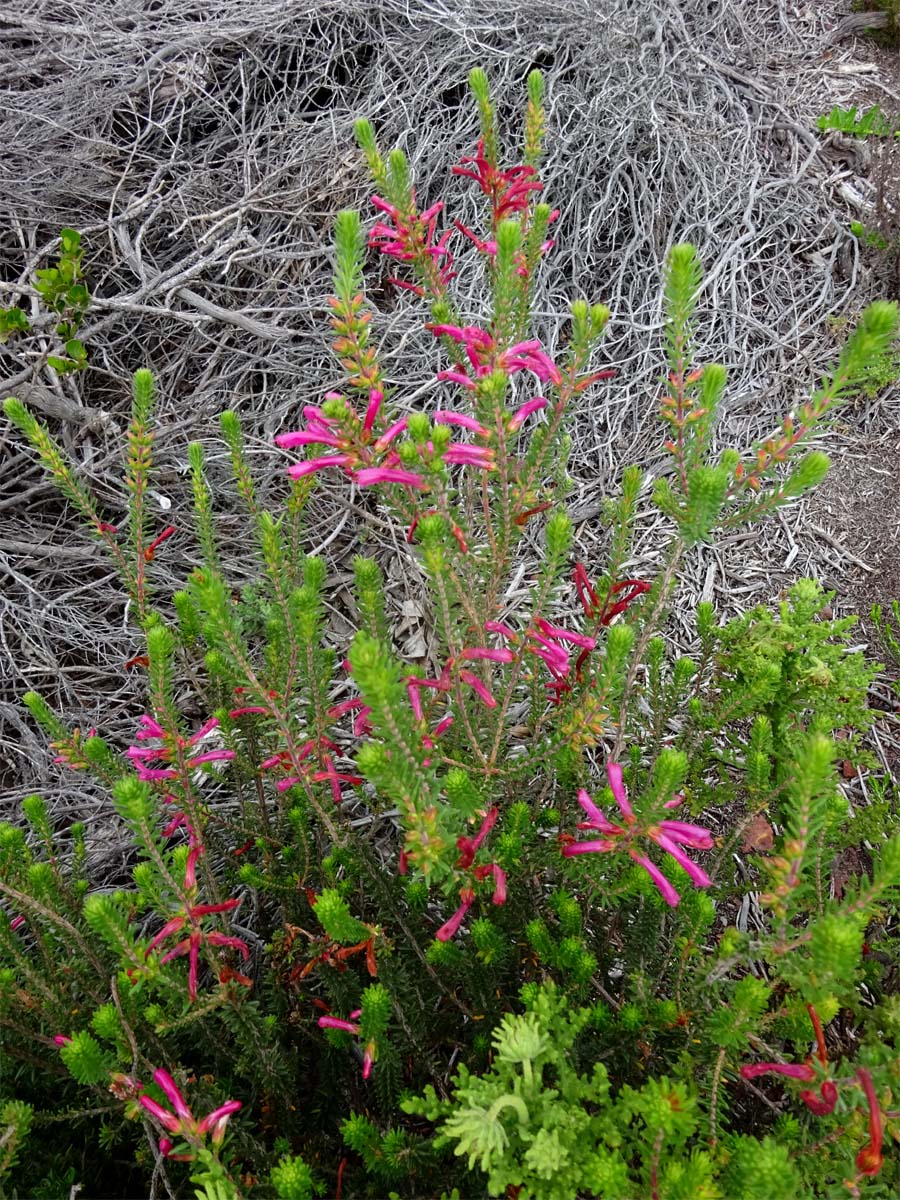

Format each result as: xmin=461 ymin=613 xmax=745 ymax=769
xmin=1 ymin=0 xmax=898 ymax=838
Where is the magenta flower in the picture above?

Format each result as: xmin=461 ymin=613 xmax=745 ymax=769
xmin=460 ymin=647 xmax=515 ymax=664
xmin=355 ymin=466 xmax=427 ymax=489
xmin=456 ymin=807 xmax=500 ymax=868
xmin=436 ymin=887 xmax=476 ymax=941
xmin=436 ymin=806 xmax=507 ymax=941
xmin=433 ymin=410 xmax=490 ymax=437
xmin=509 ymin=397 xmax=547 ymax=431
xmin=140 ymin=1068 xmax=241 ymax=1150
xmin=275 ymin=429 xmax=342 ymax=449
xmin=459 ymin=670 xmax=497 ymax=708
xmin=451 ymin=139 xmax=543 ymax=219
xmin=368 ymin=194 xmax=455 ymax=291
xmin=287 ymin=454 xmax=354 ymax=480
xmin=319 ymin=1008 xmax=362 ymax=1035
xmin=441 ymin=443 xmax=496 ymax=469
xmin=428 ymin=322 xmax=562 ymax=393
xmin=311 ymin=756 xmax=364 ymax=805
xmin=317 ymin=1009 xmax=376 ymax=1080
xmin=474 ymin=862 xmax=507 ymax=905
xmin=432 ymin=713 xmax=454 ymax=738
xmin=533 ymin=618 xmax=596 ymax=651
xmin=329 ymin=697 xmax=373 ymax=737
xmin=145 ymin=837 xmax=248 ymax=1002
xmin=127 ymin=715 xmax=235 ymax=783
xmin=146 ymin=900 xmax=248 ymax=1002
xmin=363 ymin=388 xmax=383 ymax=435
xmin=574 ymin=565 xmax=651 ymax=626
xmin=498 ymin=340 xmax=562 ymax=385
xmin=436 ymin=866 xmax=506 ymax=941
xmin=739 ymin=1061 xmax=839 ymax=1118
xmin=740 ymin=1062 xmax=817 ymax=1083
xmin=9 ymin=915 xmax=24 ymax=932
xmin=373 ymin=417 xmax=408 ymax=450
xmin=562 ymin=763 xmax=714 ymax=907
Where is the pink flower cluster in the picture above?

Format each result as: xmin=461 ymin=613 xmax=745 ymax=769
xmin=275 ymin=389 xmax=505 ymax=489
xmin=739 ymin=1006 xmax=885 ymax=1177
xmin=139 ymin=1067 xmax=241 ymax=1160
xmin=562 ymin=763 xmax=713 ymax=907
xmin=428 ymin=322 xmax=561 ymax=391
xmin=451 ymin=138 xmax=543 ymax=221
xmin=126 ymin=715 xmax=234 ymax=783
xmin=453 ymin=216 xmax=558 ymax=277
xmin=258 ymin=728 xmax=362 ymax=805
xmin=369 ymin=195 xmax=456 ymax=297
xmin=317 ymin=1008 xmax=377 ymax=1080
xmin=144 ymin=825 xmax=248 ymax=1002
xmin=436 ymin=806 xmax=507 ymax=942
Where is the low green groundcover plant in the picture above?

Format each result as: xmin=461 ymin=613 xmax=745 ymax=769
xmin=2 ymin=69 xmax=899 ymax=1200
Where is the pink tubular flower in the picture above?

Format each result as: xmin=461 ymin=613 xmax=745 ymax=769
xmin=432 ymin=410 xmax=490 ymax=437
xmin=437 ymin=807 xmax=507 ymax=940
xmin=442 ymin=443 xmax=495 ymax=469
xmin=373 ymin=417 xmax=408 ymax=451
xmin=459 ymin=670 xmax=497 ymax=708
xmin=368 ymin=193 xmax=455 ymax=290
xmin=740 ymin=1004 xmax=841 ymax=1117
xmin=461 ymin=647 xmax=515 ymax=664
xmin=428 ymin=322 xmax=561 ymax=392
xmin=456 ymin=807 xmax=500 ymax=868
xmin=150 ymin=904 xmax=249 ymax=1003
xmin=437 ymin=368 xmax=478 ymax=391
xmin=454 ymin=218 xmax=557 ymax=276
xmin=473 ymin=862 xmax=507 ymax=905
xmin=574 ymin=565 xmax=651 ymax=625
xmin=436 ymin=887 xmax=476 ymax=941
xmin=739 ymin=1062 xmax=817 ymax=1083
xmin=509 ymin=397 xmax=547 ymax=431
xmin=484 ymin=620 xmax=517 ymax=640
xmin=499 ymin=341 xmax=562 ymax=385
xmin=318 ymin=1008 xmax=361 ymax=1035
xmin=311 ymin=757 xmax=363 ymax=805
xmin=9 ymin=915 xmax=25 ymax=932
xmin=287 ymin=454 xmax=354 ymax=480
xmin=534 ymin=618 xmax=596 ymax=651
xmin=799 ymin=1080 xmax=839 ymax=1116
xmin=140 ymin=1068 xmax=241 ymax=1150
xmin=562 ymin=763 xmax=713 ymax=907
xmin=363 ymin=389 xmax=383 ymax=435
xmin=275 ymin=430 xmax=342 ymax=449
xmin=54 ymin=1034 xmax=72 ymax=1047
xmin=355 ymin=466 xmax=427 ymax=489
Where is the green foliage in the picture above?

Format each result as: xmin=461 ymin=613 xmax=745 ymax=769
xmin=270 ymin=1155 xmax=320 ymax=1200
xmin=0 ymin=227 xmax=93 ymax=371
xmin=871 ymin=598 xmax=900 ymax=667
xmin=58 ymin=1031 xmax=116 ymax=1085
xmin=817 ymin=104 xmax=899 ymax=137
xmin=0 ymin=1100 xmax=33 ymax=1182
